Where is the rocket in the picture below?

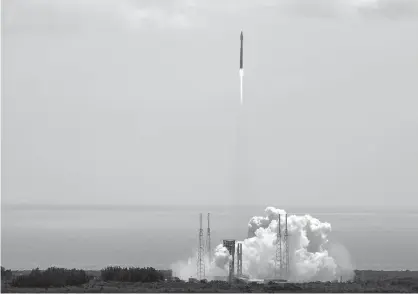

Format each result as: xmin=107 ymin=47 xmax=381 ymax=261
xmin=240 ymin=30 xmax=243 ymax=70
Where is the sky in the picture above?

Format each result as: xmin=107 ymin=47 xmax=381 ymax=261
xmin=2 ymin=0 xmax=418 ymax=206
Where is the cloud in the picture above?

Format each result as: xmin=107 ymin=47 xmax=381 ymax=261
xmin=183 ymin=0 xmax=418 ymax=19
xmin=4 ymin=0 xmax=416 ymax=35
xmin=280 ymin=0 xmax=418 ymax=19
xmin=122 ymin=5 xmax=191 ymax=29
xmin=354 ymin=0 xmax=418 ymax=19
xmin=2 ymin=0 xmax=193 ymax=34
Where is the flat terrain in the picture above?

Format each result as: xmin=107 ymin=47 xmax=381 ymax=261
xmin=2 ymin=270 xmax=418 ymax=293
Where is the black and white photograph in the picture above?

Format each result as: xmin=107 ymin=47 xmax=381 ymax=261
xmin=1 ymin=0 xmax=418 ymax=292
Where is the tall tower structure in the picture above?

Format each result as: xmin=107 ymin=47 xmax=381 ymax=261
xmin=222 ymin=239 xmax=236 ymax=283
xmin=283 ymin=213 xmax=290 ymax=279
xmin=275 ymin=214 xmax=283 ymax=278
xmin=197 ymin=213 xmax=205 ymax=280
xmin=206 ymin=213 xmax=212 ymax=265
xmin=237 ymin=242 xmax=243 ymax=277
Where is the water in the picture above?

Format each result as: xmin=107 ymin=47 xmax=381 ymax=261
xmin=2 ymin=204 xmax=418 ymax=271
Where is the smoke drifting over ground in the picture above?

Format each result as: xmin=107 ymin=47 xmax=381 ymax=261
xmin=171 ymin=207 xmax=354 ymax=282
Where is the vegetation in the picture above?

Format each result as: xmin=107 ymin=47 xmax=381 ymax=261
xmin=1 ymin=266 xmax=13 ymax=280
xmin=2 ymin=268 xmax=418 ymax=292
xmin=101 ymin=266 xmax=164 ymax=283
xmin=11 ymin=267 xmax=89 ymax=288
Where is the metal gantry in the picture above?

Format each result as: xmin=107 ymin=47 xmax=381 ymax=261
xmin=237 ymin=242 xmax=243 ymax=277
xmin=223 ymin=239 xmax=236 ymax=283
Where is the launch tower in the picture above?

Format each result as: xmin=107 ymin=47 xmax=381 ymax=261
xmin=237 ymin=242 xmax=243 ymax=277
xmin=222 ymin=239 xmax=236 ymax=283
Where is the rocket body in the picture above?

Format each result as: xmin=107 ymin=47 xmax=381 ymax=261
xmin=240 ymin=31 xmax=243 ymax=70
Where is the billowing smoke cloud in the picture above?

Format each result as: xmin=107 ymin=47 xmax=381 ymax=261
xmin=171 ymin=244 xmax=230 ymax=280
xmin=171 ymin=207 xmax=354 ymax=282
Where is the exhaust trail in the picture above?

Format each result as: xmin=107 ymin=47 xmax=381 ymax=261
xmin=234 ymin=31 xmax=246 ymax=205
xmin=240 ymin=69 xmax=244 ymax=105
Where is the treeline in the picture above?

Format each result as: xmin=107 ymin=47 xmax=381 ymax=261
xmin=3 ymin=266 xmax=165 ymax=288
xmin=1 ymin=266 xmax=12 ymax=280
xmin=101 ymin=266 xmax=164 ymax=283
xmin=11 ymin=267 xmax=89 ymax=288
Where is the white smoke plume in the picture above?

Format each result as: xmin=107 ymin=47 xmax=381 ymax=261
xmin=239 ymin=69 xmax=244 ymax=105
xmin=171 ymin=244 xmax=230 ymax=280
xmin=171 ymin=206 xmax=355 ymax=282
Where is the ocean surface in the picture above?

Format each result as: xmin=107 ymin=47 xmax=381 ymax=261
xmin=2 ymin=204 xmax=418 ymax=271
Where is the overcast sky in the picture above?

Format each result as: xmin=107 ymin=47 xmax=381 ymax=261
xmin=2 ymin=0 xmax=418 ymax=206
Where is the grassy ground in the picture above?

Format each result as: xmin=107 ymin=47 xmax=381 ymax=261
xmin=2 ymin=270 xmax=418 ymax=293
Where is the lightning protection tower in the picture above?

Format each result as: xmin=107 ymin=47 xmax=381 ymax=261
xmin=275 ymin=214 xmax=283 ymax=278
xmin=197 ymin=213 xmax=205 ymax=280
xmin=206 ymin=213 xmax=212 ymax=265
xmin=283 ymin=213 xmax=290 ymax=279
